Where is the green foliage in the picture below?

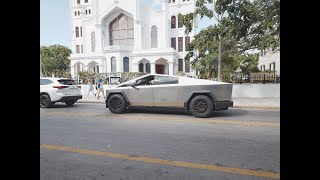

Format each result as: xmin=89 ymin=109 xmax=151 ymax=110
xmin=176 ymin=71 xmax=187 ymax=77
xmin=239 ymin=54 xmax=260 ymax=75
xmin=78 ymin=71 xmax=98 ymax=83
xmin=40 ymin=45 xmax=72 ymax=77
xmin=179 ymin=0 xmax=279 ymax=80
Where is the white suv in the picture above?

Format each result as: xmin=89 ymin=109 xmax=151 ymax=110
xmin=40 ymin=77 xmax=82 ymax=108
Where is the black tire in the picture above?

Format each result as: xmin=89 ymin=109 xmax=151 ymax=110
xmin=65 ymin=100 xmax=76 ymax=106
xmin=40 ymin=94 xmax=52 ymax=108
xmin=107 ymin=94 xmax=127 ymax=114
xmin=189 ymin=95 xmax=214 ymax=118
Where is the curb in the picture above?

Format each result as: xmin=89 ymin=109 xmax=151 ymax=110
xmin=77 ymin=101 xmax=280 ymax=109
xmin=232 ymin=106 xmax=280 ymax=109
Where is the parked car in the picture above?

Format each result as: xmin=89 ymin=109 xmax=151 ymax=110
xmin=105 ymin=74 xmax=233 ymax=118
xmin=40 ymin=78 xmax=82 ymax=108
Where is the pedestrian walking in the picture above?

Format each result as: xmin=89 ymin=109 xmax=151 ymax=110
xmin=87 ymin=78 xmax=95 ymax=98
xmin=96 ymin=78 xmax=105 ymax=100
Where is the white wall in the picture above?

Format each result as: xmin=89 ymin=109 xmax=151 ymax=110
xmin=232 ymin=84 xmax=280 ymax=98
xmin=79 ymin=84 xmax=280 ymax=98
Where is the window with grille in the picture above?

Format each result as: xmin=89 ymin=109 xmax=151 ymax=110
xmin=123 ymin=57 xmax=129 ymax=72
xmin=178 ymin=59 xmax=183 ymax=71
xmin=171 ymin=37 xmax=176 ymax=50
xmin=185 ymin=36 xmax=190 ymax=51
xmin=109 ymin=13 xmax=134 ymax=46
xmin=75 ymin=27 xmax=79 ymax=37
xmin=76 ymin=45 xmax=80 ymax=54
xmin=178 ymin=37 xmax=183 ymax=52
xmin=171 ymin=16 xmax=176 ymax=29
xmin=185 ymin=59 xmax=190 ymax=73
xmin=111 ymin=57 xmax=116 ymax=72
xmin=151 ymin=26 xmax=158 ymax=48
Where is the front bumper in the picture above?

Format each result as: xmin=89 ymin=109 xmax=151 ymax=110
xmin=59 ymin=95 xmax=82 ymax=102
xmin=215 ymin=101 xmax=233 ymax=110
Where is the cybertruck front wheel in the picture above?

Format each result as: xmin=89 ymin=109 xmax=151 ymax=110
xmin=107 ymin=94 xmax=127 ymax=114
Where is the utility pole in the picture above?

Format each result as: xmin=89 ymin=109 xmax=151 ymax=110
xmin=218 ymin=33 xmax=221 ymax=82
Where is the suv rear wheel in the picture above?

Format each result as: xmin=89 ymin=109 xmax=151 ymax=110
xmin=40 ymin=94 xmax=52 ymax=108
xmin=107 ymin=94 xmax=127 ymax=114
xmin=189 ymin=95 xmax=213 ymax=118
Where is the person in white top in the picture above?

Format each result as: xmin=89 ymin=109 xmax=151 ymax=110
xmin=96 ymin=78 xmax=105 ymax=100
xmin=87 ymin=78 xmax=95 ymax=98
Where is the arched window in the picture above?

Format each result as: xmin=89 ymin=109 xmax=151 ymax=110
xmin=74 ymin=11 xmax=77 ymax=16
xmin=123 ymin=57 xmax=129 ymax=72
xmin=109 ymin=13 xmax=134 ymax=46
xmin=78 ymin=11 xmax=80 ymax=16
xmin=151 ymin=25 xmax=158 ymax=48
xmin=85 ymin=10 xmax=88 ymax=14
xmin=171 ymin=16 xmax=176 ymax=29
xmin=139 ymin=63 xmax=144 ymax=72
xmin=80 ymin=27 xmax=82 ymax=37
xmin=89 ymin=9 xmax=91 ymax=14
xmin=111 ymin=57 xmax=116 ymax=72
xmin=146 ymin=63 xmax=151 ymax=73
xmin=75 ymin=27 xmax=79 ymax=37
xmin=91 ymin=31 xmax=95 ymax=52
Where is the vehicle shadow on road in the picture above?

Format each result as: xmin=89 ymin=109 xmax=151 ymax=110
xmin=126 ymin=108 xmax=249 ymax=118
xmin=43 ymin=104 xmax=79 ymax=109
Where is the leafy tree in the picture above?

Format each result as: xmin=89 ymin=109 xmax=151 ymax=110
xmin=215 ymin=0 xmax=280 ymax=52
xmin=40 ymin=45 xmax=72 ymax=77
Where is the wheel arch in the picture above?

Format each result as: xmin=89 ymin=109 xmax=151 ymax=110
xmin=184 ymin=91 xmax=217 ymax=110
xmin=105 ymin=91 xmax=130 ymax=108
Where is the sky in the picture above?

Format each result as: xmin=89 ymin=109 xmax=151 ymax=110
xmin=40 ymin=0 xmax=213 ymax=49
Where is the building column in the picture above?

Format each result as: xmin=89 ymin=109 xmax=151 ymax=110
xmin=150 ymin=62 xmax=156 ymax=74
xmin=83 ymin=65 xmax=89 ymax=71
xmin=143 ymin=62 xmax=146 ymax=73
xmin=132 ymin=62 xmax=139 ymax=72
xmin=70 ymin=65 xmax=75 ymax=78
xmin=168 ymin=61 xmax=174 ymax=75
xmin=95 ymin=24 xmax=102 ymax=53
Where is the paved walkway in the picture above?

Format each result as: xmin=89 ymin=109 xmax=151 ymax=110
xmin=77 ymin=95 xmax=280 ymax=109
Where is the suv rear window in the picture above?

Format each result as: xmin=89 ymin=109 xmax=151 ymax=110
xmin=58 ymin=79 xmax=77 ymax=85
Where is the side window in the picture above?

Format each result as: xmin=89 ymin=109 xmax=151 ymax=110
xmin=135 ymin=76 xmax=154 ymax=86
xmin=41 ymin=79 xmax=53 ymax=85
xmin=151 ymin=76 xmax=179 ymax=85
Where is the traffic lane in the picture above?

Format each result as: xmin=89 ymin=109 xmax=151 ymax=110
xmin=40 ymin=111 xmax=280 ymax=175
xmin=41 ymin=103 xmax=280 ymax=124
xmin=41 ymin=148 xmax=277 ymax=180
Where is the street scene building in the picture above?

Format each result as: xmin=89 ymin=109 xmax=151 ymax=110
xmin=69 ymin=0 xmax=197 ymax=79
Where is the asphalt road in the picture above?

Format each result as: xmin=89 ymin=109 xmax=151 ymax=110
xmin=40 ymin=103 xmax=280 ymax=180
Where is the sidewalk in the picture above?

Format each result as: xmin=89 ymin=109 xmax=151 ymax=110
xmin=77 ymin=95 xmax=280 ymax=109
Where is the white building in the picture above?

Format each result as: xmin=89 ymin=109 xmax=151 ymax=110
xmin=258 ymin=50 xmax=280 ymax=75
xmin=69 ymin=0 xmax=197 ymax=79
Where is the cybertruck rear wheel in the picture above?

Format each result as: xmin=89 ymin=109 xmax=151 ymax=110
xmin=107 ymin=94 xmax=127 ymax=114
xmin=189 ymin=95 xmax=213 ymax=118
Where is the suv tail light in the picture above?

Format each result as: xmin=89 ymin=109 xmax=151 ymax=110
xmin=53 ymin=86 xmax=68 ymax=89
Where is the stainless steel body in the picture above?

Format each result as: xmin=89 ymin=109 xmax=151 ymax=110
xmin=105 ymin=74 xmax=233 ymax=111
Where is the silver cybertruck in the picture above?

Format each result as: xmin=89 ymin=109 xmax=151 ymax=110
xmin=105 ymin=74 xmax=233 ymax=118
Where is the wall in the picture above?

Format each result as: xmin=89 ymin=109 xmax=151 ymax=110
xmin=232 ymin=84 xmax=280 ymax=98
